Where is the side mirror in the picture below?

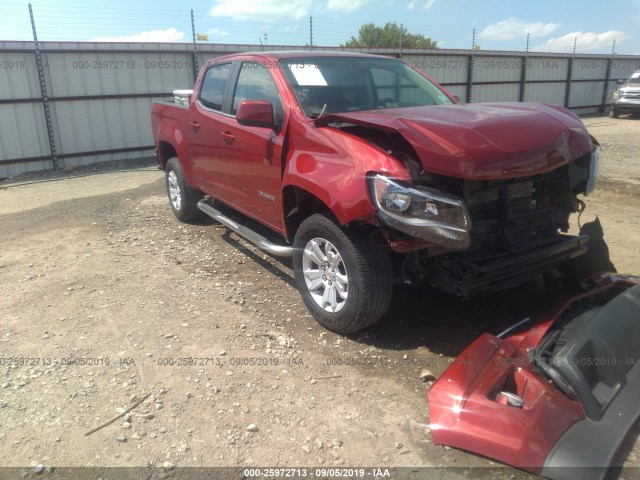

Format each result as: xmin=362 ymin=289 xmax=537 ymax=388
xmin=616 ymin=79 xmax=625 ymax=85
xmin=236 ymin=100 xmax=275 ymax=129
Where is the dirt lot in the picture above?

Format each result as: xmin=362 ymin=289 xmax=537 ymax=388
xmin=1 ymin=116 xmax=639 ymax=480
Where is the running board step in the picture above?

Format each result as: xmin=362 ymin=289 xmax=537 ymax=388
xmin=197 ymin=200 xmax=293 ymax=257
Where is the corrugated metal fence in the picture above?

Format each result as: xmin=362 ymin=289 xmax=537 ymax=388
xmin=1 ymin=41 xmax=639 ymax=178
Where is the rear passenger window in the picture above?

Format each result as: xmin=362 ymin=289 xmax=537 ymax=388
xmin=200 ymin=63 xmax=232 ymax=111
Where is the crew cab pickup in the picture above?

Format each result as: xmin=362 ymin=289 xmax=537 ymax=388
xmin=150 ymin=51 xmax=600 ymax=334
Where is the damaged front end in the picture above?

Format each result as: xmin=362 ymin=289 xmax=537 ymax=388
xmin=370 ymin=152 xmax=600 ymax=298
xmin=428 ymin=274 xmax=640 ymax=480
xmin=423 ymin=156 xmax=596 ymax=298
xmin=318 ymin=107 xmax=600 ymax=298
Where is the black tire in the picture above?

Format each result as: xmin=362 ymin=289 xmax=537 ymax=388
xmin=292 ymin=213 xmax=392 ymax=334
xmin=165 ymin=157 xmax=204 ymax=223
xmin=609 ymin=107 xmax=620 ymax=118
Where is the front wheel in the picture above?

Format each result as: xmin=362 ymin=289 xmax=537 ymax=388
xmin=293 ymin=213 xmax=392 ymax=334
xmin=165 ymin=157 xmax=204 ymax=223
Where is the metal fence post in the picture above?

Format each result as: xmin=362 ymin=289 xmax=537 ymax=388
xmin=191 ymin=9 xmax=199 ymax=83
xmin=601 ymin=40 xmax=616 ymax=113
xmin=466 ymin=29 xmax=476 ymax=103
xmin=519 ymin=34 xmax=529 ymax=102
xmin=28 ymin=3 xmax=59 ymax=170
xmin=564 ymin=58 xmax=573 ymax=109
xmin=564 ymin=37 xmax=577 ymax=109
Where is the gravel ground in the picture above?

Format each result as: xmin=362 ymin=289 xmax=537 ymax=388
xmin=0 ymin=116 xmax=639 ymax=480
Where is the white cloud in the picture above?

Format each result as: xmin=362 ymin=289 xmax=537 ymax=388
xmin=408 ymin=0 xmax=435 ymax=8
xmin=327 ymin=0 xmax=373 ymax=12
xmin=90 ymin=28 xmax=186 ymax=43
xmin=479 ymin=17 xmax=560 ymax=40
xmin=207 ymin=27 xmax=230 ymax=37
xmin=534 ymin=30 xmax=625 ymax=53
xmin=211 ymin=0 xmax=311 ymax=20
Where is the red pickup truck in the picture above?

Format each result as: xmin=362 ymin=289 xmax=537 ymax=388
xmin=151 ymin=51 xmax=600 ymax=334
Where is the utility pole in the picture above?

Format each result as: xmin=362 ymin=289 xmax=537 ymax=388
xmin=309 ymin=16 xmax=313 ymax=49
xmin=28 ymin=3 xmax=58 ymax=170
xmin=399 ymin=23 xmax=403 ymax=59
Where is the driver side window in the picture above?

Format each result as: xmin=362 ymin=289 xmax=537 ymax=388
xmin=232 ymin=62 xmax=284 ymax=124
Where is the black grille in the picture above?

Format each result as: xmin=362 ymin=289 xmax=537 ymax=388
xmin=465 ymin=178 xmax=564 ymax=258
xmin=468 ymin=181 xmax=534 ymax=212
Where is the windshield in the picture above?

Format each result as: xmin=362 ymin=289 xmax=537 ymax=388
xmin=625 ymin=72 xmax=640 ymax=85
xmin=280 ymin=57 xmax=453 ymax=118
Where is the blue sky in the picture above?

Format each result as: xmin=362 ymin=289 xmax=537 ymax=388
xmin=2 ymin=0 xmax=639 ymax=54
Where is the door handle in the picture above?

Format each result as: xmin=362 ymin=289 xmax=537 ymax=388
xmin=221 ymin=131 xmax=235 ymax=145
xmin=189 ymin=121 xmax=200 ymax=130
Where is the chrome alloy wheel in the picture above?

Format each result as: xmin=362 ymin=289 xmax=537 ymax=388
xmin=167 ymin=170 xmax=182 ymax=211
xmin=302 ymin=238 xmax=349 ymax=312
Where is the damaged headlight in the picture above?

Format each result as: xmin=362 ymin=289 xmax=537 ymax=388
xmin=585 ymin=147 xmax=600 ymax=196
xmin=369 ymin=174 xmax=471 ymax=250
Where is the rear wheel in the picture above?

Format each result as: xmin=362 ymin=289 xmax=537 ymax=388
xmin=293 ymin=213 xmax=392 ymax=334
xmin=165 ymin=157 xmax=204 ymax=223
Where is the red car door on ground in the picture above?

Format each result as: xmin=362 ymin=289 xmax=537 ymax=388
xmin=215 ymin=61 xmax=287 ymax=233
xmin=188 ymin=62 xmax=233 ymax=197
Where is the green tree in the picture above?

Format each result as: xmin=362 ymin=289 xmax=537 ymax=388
xmin=344 ymin=22 xmax=437 ymax=49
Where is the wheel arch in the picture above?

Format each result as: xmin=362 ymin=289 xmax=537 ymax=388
xmin=282 ymin=185 xmax=341 ymax=242
xmin=157 ymin=141 xmax=177 ymax=170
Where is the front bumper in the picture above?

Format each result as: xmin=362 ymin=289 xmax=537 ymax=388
xmin=429 ymin=276 xmax=640 ymax=479
xmin=430 ymin=234 xmax=590 ymax=298
xmin=612 ymin=98 xmax=640 ymax=113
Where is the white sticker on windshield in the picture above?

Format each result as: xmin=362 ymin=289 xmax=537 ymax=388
xmin=288 ymin=64 xmax=328 ymax=86
xmin=632 ymin=72 xmax=640 ymax=78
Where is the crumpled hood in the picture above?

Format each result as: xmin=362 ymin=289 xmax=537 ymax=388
xmin=316 ymin=103 xmax=594 ymax=180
